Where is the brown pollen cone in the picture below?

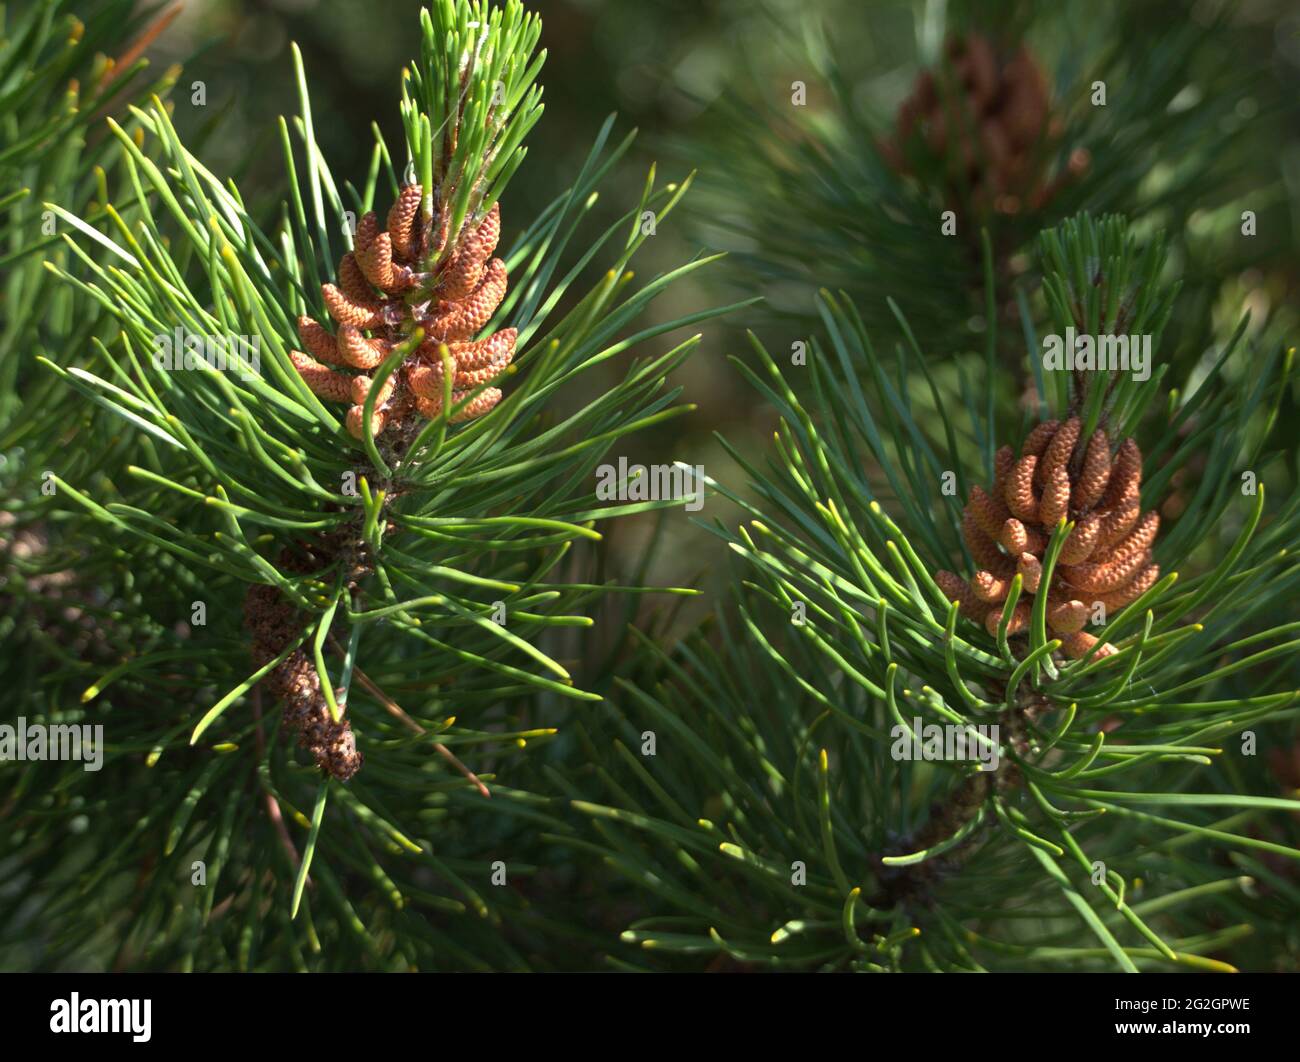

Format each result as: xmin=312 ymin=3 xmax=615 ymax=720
xmin=881 ymin=32 xmax=1090 ymax=218
xmin=936 ymin=418 xmax=1161 ymax=660
xmin=290 ymin=186 xmax=515 ymax=441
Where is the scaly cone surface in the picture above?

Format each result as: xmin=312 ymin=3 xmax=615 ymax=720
xmin=936 ymin=415 xmax=1161 ymax=660
xmin=243 ymin=535 xmax=369 ymax=781
xmin=289 ymin=181 xmax=515 ymax=440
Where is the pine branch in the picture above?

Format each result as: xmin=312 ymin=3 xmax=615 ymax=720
xmin=564 ymin=211 xmax=1300 ymax=972
xmin=679 ymin=0 xmax=1290 ymax=360
xmin=2 ymin=0 xmax=736 ymax=970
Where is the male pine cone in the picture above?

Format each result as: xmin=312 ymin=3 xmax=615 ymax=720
xmin=289 ymin=183 xmax=515 ymax=441
xmin=881 ymin=32 xmax=1089 ymax=217
xmin=936 ymin=417 xmax=1160 ymax=660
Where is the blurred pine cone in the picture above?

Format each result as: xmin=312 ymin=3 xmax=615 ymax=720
xmin=881 ymin=32 xmax=1089 ymax=219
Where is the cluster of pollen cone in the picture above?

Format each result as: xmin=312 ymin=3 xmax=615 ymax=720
xmin=880 ymin=32 xmax=1089 ymax=216
xmin=936 ymin=417 xmax=1160 ymax=660
xmin=290 ymin=182 xmax=515 ymax=440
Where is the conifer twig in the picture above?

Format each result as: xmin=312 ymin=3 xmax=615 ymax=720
xmin=329 ymin=633 xmax=490 ymax=797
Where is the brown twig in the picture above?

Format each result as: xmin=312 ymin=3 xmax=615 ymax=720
xmin=253 ymin=687 xmax=307 ymax=875
xmin=99 ymin=3 xmax=183 ymax=91
xmin=328 ymin=634 xmax=490 ymax=798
